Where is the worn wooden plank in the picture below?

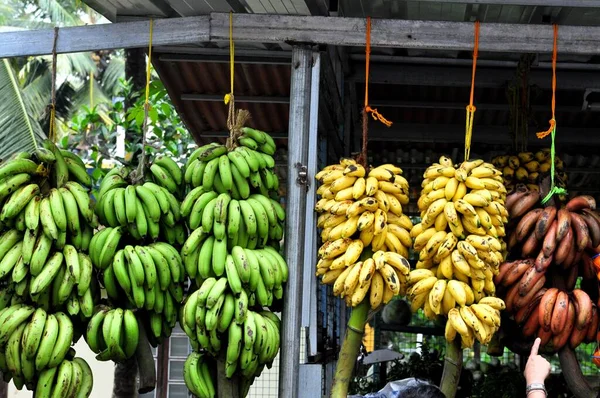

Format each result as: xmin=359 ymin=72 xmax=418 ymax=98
xmin=0 ymin=16 xmax=209 ymax=58
xmin=4 ymin=12 xmax=600 ymax=58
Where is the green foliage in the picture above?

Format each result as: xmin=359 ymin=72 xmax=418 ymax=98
xmin=62 ymin=79 xmax=194 ymax=195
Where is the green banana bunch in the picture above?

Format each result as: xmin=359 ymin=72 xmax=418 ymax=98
xmin=183 ymin=127 xmax=279 ymax=199
xmin=183 ymin=352 xmax=216 ymax=398
xmin=34 ymin=356 xmax=93 ymax=397
xmin=149 ymin=155 xmax=184 ymax=196
xmin=95 ymin=170 xmax=185 ymax=244
xmin=180 ymin=294 xmax=281 ymax=385
xmin=85 ymin=307 xmax=139 ymax=362
xmin=0 ymin=305 xmax=73 ymax=386
xmin=182 ymin=192 xmax=285 ymax=250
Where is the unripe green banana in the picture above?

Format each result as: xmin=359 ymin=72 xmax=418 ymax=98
xmin=197 ymin=235 xmax=215 ymax=279
xmin=205 ymin=277 xmax=228 ymax=309
xmin=234 ymin=290 xmax=248 ymax=325
xmin=24 ymin=195 xmax=41 ymax=231
xmin=225 ymin=254 xmax=243 ymax=295
xmin=227 ymin=322 xmax=243 ymax=363
xmin=211 ymin=238 xmax=227 ymax=277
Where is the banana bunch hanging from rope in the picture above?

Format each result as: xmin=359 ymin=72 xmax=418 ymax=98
xmin=184 ymin=127 xmax=279 ymax=199
xmin=412 ymin=157 xmax=508 ymax=285
xmin=88 ymin=227 xmax=183 ymax=342
xmin=33 ymin=357 xmax=93 ymax=398
xmin=0 ymin=305 xmax=75 ymax=389
xmin=314 ymin=159 xmax=413 ymax=309
xmin=95 ymin=166 xmax=186 ymax=246
xmin=85 ymin=307 xmax=140 ymax=362
xmin=491 ymin=150 xmax=567 ymax=194
xmin=407 ymin=156 xmax=509 ymax=347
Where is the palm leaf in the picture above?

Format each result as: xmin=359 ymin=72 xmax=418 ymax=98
xmin=101 ymin=56 xmax=125 ymax=96
xmin=0 ymin=59 xmax=46 ymax=160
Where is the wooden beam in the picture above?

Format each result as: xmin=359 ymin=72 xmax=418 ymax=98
xmin=0 ymin=16 xmax=209 ymax=58
xmin=6 ymin=13 xmax=600 ymax=58
xmin=181 ymin=94 xmax=289 ymax=103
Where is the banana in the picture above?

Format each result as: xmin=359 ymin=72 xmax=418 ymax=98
xmin=47 ymin=312 xmax=74 ymax=368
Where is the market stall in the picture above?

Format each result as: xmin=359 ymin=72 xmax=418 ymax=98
xmin=2 ymin=1 xmax=600 ymax=397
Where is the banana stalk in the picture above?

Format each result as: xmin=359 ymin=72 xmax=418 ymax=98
xmin=439 ymin=338 xmax=463 ymax=398
xmin=217 ymin=353 xmax=241 ymax=398
xmin=330 ymin=300 xmax=370 ymax=398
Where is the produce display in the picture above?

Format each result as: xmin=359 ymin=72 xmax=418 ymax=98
xmin=406 ymin=157 xmax=509 ymax=347
xmin=495 ymin=189 xmax=600 ymax=352
xmin=491 ymin=150 xmax=567 ymax=193
xmin=179 ymin=126 xmax=287 ymax=396
xmin=89 ymin=165 xmax=187 ymax=355
xmin=314 ymin=160 xmax=413 ymax=309
xmin=94 ymin=162 xmax=187 ymax=246
xmin=0 ymin=141 xmax=97 ymax=393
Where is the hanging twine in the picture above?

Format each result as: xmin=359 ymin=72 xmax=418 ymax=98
xmin=537 ymin=24 xmax=567 ymax=205
xmin=464 ymin=21 xmax=480 ymax=161
xmin=133 ymin=18 xmax=154 ymax=183
xmin=224 ymin=12 xmax=250 ymax=149
xmin=358 ymin=17 xmax=392 ymax=167
xmin=48 ymin=27 xmax=59 ymax=144
xmin=90 ymin=71 xmax=94 ymax=108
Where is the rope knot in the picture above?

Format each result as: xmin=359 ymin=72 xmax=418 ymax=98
xmin=536 ymin=118 xmax=555 ymax=139
xmin=224 ymin=93 xmax=233 ymax=105
xmin=466 ymin=104 xmax=476 ymax=113
xmin=365 ymin=106 xmax=392 ymax=127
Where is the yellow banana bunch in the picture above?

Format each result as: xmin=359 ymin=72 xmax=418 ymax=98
xmin=410 ymin=156 xmax=509 ymax=344
xmin=315 ymin=159 xmax=413 ymax=308
xmin=322 ymin=249 xmax=410 ymax=309
xmin=445 ymin=302 xmax=503 ymax=348
xmin=491 ymin=150 xmax=566 ymax=193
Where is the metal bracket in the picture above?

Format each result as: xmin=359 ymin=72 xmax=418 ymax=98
xmin=296 ymin=162 xmax=309 ymax=187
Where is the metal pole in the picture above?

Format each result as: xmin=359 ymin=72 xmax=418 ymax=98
xmin=301 ymin=52 xmax=321 ymax=358
xmin=280 ymin=45 xmax=314 ymax=398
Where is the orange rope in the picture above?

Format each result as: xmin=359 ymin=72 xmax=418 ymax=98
xmin=464 ymin=21 xmax=480 ymax=161
xmin=360 ymin=17 xmax=391 ymax=166
xmin=536 ymin=24 xmax=558 ymax=139
xmin=364 ymin=16 xmax=391 ymax=127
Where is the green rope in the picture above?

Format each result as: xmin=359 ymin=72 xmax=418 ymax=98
xmin=540 ymin=123 xmax=568 ymax=205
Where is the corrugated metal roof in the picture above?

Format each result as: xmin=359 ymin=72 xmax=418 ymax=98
xmin=153 ymin=56 xmax=291 ymax=144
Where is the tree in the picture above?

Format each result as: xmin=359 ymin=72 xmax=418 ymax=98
xmin=0 ymin=0 xmax=125 ymax=153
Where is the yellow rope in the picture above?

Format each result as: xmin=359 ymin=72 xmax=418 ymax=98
xmin=90 ymin=71 xmax=94 ymax=108
xmin=224 ymin=12 xmax=235 ymax=106
xmin=145 ymin=19 xmax=154 ymax=107
xmin=464 ymin=21 xmax=480 ymax=161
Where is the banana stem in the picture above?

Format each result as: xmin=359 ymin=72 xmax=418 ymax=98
xmin=217 ymin=354 xmax=240 ymax=398
xmin=440 ymin=338 xmax=463 ymax=398
xmin=135 ymin=315 xmax=156 ymax=394
xmin=330 ymin=300 xmax=370 ymax=398
xmin=558 ymin=345 xmax=595 ymax=398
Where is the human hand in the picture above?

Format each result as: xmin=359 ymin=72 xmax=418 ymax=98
xmin=524 ymin=338 xmax=551 ymax=385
